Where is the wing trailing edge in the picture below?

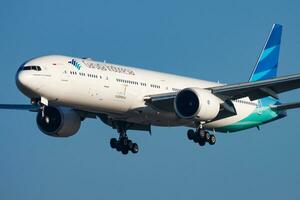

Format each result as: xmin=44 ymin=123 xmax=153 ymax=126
xmin=209 ymin=73 xmax=300 ymax=101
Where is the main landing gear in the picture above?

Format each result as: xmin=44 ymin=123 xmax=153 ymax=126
xmin=187 ymin=129 xmax=216 ymax=146
xmin=110 ymin=127 xmax=139 ymax=155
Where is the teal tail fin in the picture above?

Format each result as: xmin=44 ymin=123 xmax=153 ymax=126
xmin=249 ymin=24 xmax=282 ymax=82
xmin=249 ymin=24 xmax=283 ymax=106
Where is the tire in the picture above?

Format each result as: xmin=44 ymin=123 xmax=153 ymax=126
xmin=116 ymin=142 xmax=122 ymax=151
xmin=208 ymin=134 xmax=216 ymax=145
xmin=187 ymin=129 xmax=194 ymax=140
xmin=199 ymin=139 xmax=206 ymax=146
xmin=131 ymin=143 xmax=139 ymax=154
xmin=121 ymin=149 xmax=129 ymax=155
xmin=127 ymin=140 xmax=133 ymax=150
xmin=110 ymin=138 xmax=118 ymax=149
xmin=204 ymin=132 xmax=210 ymax=142
xmin=193 ymin=134 xmax=200 ymax=143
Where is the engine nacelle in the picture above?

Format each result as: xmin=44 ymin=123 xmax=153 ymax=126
xmin=174 ymin=88 xmax=220 ymax=120
xmin=36 ymin=106 xmax=81 ymax=137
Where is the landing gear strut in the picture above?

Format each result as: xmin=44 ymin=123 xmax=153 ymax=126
xmin=110 ymin=125 xmax=139 ymax=155
xmin=187 ymin=128 xmax=216 ymax=146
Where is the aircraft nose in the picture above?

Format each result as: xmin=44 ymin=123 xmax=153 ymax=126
xmin=16 ymin=70 xmax=30 ymax=89
xmin=15 ymin=64 xmax=42 ymax=98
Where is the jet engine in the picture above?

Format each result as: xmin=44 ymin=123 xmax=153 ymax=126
xmin=36 ymin=106 xmax=81 ymax=137
xmin=174 ymin=88 xmax=220 ymax=120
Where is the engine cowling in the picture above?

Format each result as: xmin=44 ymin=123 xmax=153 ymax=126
xmin=174 ymin=88 xmax=220 ymax=120
xmin=36 ymin=106 xmax=81 ymax=137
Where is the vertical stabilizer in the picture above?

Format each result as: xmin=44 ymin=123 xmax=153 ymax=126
xmin=249 ymin=24 xmax=282 ymax=82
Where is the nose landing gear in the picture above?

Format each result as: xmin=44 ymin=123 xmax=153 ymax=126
xmin=187 ymin=129 xmax=216 ymax=146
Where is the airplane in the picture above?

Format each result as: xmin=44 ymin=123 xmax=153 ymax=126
xmin=1 ymin=24 xmax=300 ymax=155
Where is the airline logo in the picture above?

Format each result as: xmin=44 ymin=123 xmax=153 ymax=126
xmin=68 ymin=59 xmax=81 ymax=70
xmin=82 ymin=60 xmax=135 ymax=75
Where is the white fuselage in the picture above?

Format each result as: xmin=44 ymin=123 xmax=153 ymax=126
xmin=16 ymin=55 xmax=259 ymax=131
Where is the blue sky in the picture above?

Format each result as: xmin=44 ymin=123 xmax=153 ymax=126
xmin=1 ymin=0 xmax=300 ymax=199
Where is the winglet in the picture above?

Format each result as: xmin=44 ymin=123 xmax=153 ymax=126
xmin=249 ymin=24 xmax=283 ymax=82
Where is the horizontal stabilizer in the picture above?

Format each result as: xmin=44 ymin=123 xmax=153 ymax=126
xmin=270 ymin=102 xmax=300 ymax=111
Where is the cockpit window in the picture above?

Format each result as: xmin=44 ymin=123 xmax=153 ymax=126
xmin=23 ymin=66 xmax=31 ymax=70
xmin=22 ymin=66 xmax=41 ymax=71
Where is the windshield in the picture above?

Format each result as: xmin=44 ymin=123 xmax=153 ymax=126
xmin=22 ymin=66 xmax=42 ymax=71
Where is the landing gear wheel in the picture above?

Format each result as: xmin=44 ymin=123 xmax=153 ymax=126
xmin=110 ymin=138 xmax=118 ymax=149
xmin=199 ymin=139 xmax=206 ymax=146
xmin=208 ymin=134 xmax=216 ymax=145
xmin=193 ymin=135 xmax=200 ymax=143
xmin=121 ymin=149 xmax=129 ymax=155
xmin=127 ymin=140 xmax=133 ymax=150
xmin=187 ymin=129 xmax=195 ymax=140
xmin=111 ymin=122 xmax=140 ymax=155
xmin=116 ymin=142 xmax=122 ymax=152
xmin=187 ymin=127 xmax=216 ymax=147
xmin=204 ymin=132 xmax=210 ymax=142
xmin=131 ymin=143 xmax=139 ymax=154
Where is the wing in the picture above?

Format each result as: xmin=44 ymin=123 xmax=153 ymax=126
xmin=0 ymin=104 xmax=39 ymax=111
xmin=144 ymin=92 xmax=237 ymax=120
xmin=209 ymin=73 xmax=300 ymax=101
xmin=0 ymin=104 xmax=98 ymax=119
xmin=144 ymin=73 xmax=300 ymax=121
xmin=144 ymin=92 xmax=177 ymax=112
